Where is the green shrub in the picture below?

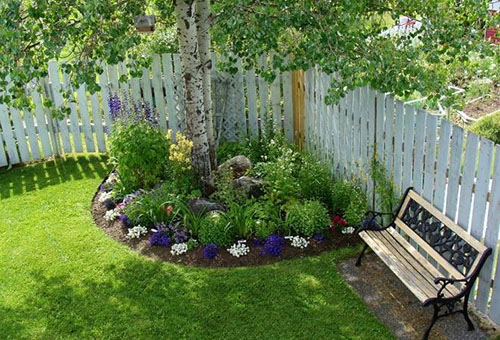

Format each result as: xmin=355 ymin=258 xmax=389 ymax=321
xmin=251 ymin=199 xmax=287 ymax=238
xmin=110 ymin=119 xmax=170 ymax=194
xmin=198 ymin=212 xmax=234 ymax=246
xmin=469 ymin=111 xmax=500 ymax=145
xmin=123 ymin=185 xmax=176 ymax=228
xmin=297 ymin=155 xmax=333 ymax=207
xmin=331 ymin=180 xmax=368 ymax=226
xmin=285 ymin=200 xmax=330 ymax=237
xmin=210 ymin=166 xmax=246 ymax=205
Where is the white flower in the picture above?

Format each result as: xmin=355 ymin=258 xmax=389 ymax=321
xmin=171 ymin=243 xmax=188 ymax=256
xmin=285 ymin=236 xmax=310 ymax=249
xmin=98 ymin=191 xmax=113 ymax=202
xmin=105 ymin=173 xmax=119 ymax=185
xmin=227 ymin=240 xmax=250 ymax=257
xmin=342 ymin=227 xmax=355 ymax=234
xmin=126 ymin=225 xmax=148 ymax=239
xmin=104 ymin=209 xmax=120 ymax=221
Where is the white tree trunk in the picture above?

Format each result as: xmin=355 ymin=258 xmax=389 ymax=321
xmin=175 ymin=0 xmax=212 ymax=186
xmin=195 ymin=0 xmax=216 ymax=169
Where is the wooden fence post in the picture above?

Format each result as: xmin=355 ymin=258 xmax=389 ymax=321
xmin=292 ymin=70 xmax=305 ymax=150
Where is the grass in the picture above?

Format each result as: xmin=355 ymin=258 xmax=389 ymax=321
xmin=0 ymin=155 xmax=394 ymax=340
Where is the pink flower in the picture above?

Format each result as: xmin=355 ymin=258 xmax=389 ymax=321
xmin=164 ymin=205 xmax=174 ymax=216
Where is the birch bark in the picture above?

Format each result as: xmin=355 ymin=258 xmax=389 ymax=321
xmin=175 ymin=0 xmax=212 ymax=187
xmin=195 ymin=0 xmax=216 ymax=169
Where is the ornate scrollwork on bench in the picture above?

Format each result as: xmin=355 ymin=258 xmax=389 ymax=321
xmin=400 ymin=198 xmax=478 ymax=276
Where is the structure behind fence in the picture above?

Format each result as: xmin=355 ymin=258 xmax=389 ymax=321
xmin=1 ymin=55 xmax=499 ymax=326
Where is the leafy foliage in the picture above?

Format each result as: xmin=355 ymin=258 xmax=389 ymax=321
xmin=285 ymin=201 xmax=330 ymax=237
xmin=198 ymin=212 xmax=234 ymax=246
xmin=297 ymin=155 xmax=333 ymax=207
xmin=225 ymin=202 xmax=257 ymax=239
xmin=331 ymin=180 xmax=368 ymax=226
xmin=469 ymin=111 xmax=500 ymax=144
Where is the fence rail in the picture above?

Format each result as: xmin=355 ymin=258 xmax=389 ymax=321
xmin=0 ymin=53 xmax=294 ymax=167
xmin=1 ymin=54 xmax=499 ymax=327
xmin=304 ymin=67 xmax=500 ymax=325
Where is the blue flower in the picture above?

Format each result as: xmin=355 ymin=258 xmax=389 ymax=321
xmin=119 ymin=214 xmax=131 ymax=227
xmin=261 ymin=235 xmax=285 ymax=256
xmin=203 ymin=244 xmax=218 ymax=259
xmin=108 ymin=94 xmax=122 ymax=120
xmin=313 ymin=233 xmax=325 ymax=242
xmin=149 ymin=229 xmax=171 ymax=247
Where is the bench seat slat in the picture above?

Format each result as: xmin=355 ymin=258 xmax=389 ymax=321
xmin=361 ymin=229 xmax=461 ymax=302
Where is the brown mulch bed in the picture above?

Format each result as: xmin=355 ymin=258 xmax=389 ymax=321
xmin=91 ymin=185 xmax=360 ymax=268
xmin=464 ymin=87 xmax=500 ymax=119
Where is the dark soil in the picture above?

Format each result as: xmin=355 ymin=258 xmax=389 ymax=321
xmin=91 ymin=184 xmax=360 ymax=268
xmin=464 ymin=87 xmax=500 ymax=119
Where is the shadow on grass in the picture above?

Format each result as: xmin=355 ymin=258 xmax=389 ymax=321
xmin=0 ymin=254 xmax=392 ymax=340
xmin=0 ymin=155 xmax=110 ymax=200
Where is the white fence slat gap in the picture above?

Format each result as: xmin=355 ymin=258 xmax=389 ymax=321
xmin=76 ymin=84 xmax=95 ymax=153
xmin=162 ymin=53 xmax=177 ymax=138
xmin=152 ymin=54 xmax=168 ymax=131
xmin=90 ymin=91 xmax=106 ymax=153
xmin=22 ymin=108 xmax=41 ymax=160
xmin=246 ymin=67 xmax=259 ymax=139
xmin=457 ymin=132 xmax=479 ymax=232
xmin=63 ymin=73 xmax=83 ymax=153
xmin=98 ymin=62 xmax=112 ymax=134
xmin=445 ymin=125 xmax=464 ymax=221
xmin=10 ymin=106 xmax=31 ymax=162
xmin=47 ymin=61 xmax=72 ymax=153
xmin=422 ymin=114 xmax=438 ymax=203
xmin=393 ymin=100 xmax=404 ymax=194
xmin=31 ymin=87 xmax=53 ymax=157
xmin=412 ymin=110 xmax=426 ymax=194
xmin=434 ymin=120 xmax=451 ymax=212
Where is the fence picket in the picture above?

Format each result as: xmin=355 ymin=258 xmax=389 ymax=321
xmin=152 ymin=54 xmax=168 ymax=131
xmin=486 ymin=146 xmax=500 ymax=323
xmin=98 ymin=63 xmax=112 ymax=133
xmin=445 ymin=125 xmax=464 ymax=220
xmin=258 ymin=55 xmax=269 ymax=136
xmin=412 ymin=110 xmax=426 ymax=194
xmin=10 ymin=107 xmax=31 ymax=162
xmin=246 ymin=68 xmax=259 ymax=139
xmin=0 ymin=131 xmax=7 ymax=166
xmin=22 ymin=108 xmax=40 ymax=160
xmin=63 ymin=73 xmax=83 ymax=153
xmin=31 ymin=87 xmax=53 ymax=157
xmin=457 ymin=132 xmax=479 ymax=232
xmin=235 ymin=59 xmax=247 ymax=139
xmin=48 ymin=61 xmax=72 ymax=153
xmin=282 ymin=69 xmax=293 ymax=143
xmin=401 ymin=104 xmax=415 ymax=192
xmin=434 ymin=120 xmax=451 ymax=212
xmin=162 ymin=53 xmax=177 ymax=137
xmin=76 ymin=84 xmax=95 ymax=152
xmin=0 ymin=102 xmax=20 ymax=164
xmin=384 ymin=96 xmax=394 ymax=178
xmin=90 ymin=91 xmax=106 ymax=153
xmin=422 ymin=114 xmax=438 ymax=203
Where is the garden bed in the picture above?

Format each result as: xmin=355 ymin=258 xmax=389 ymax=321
xmin=91 ymin=189 xmax=359 ymax=267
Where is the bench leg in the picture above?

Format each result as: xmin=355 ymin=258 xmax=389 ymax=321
xmin=355 ymin=243 xmax=369 ymax=267
xmin=423 ymin=304 xmax=439 ymax=340
xmin=463 ymin=294 xmax=475 ymax=331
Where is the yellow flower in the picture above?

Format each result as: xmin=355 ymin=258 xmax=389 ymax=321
xmin=169 ymin=132 xmax=193 ymax=170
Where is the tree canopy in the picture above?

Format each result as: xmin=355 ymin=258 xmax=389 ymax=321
xmin=1 ymin=0 xmax=498 ymax=107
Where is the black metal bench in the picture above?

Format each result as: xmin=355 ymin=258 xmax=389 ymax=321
xmin=355 ymin=187 xmax=492 ymax=340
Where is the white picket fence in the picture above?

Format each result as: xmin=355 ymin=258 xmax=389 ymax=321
xmin=0 ymin=53 xmax=294 ymax=167
xmin=1 ymin=54 xmax=500 ymax=326
xmin=305 ymin=67 xmax=500 ymax=325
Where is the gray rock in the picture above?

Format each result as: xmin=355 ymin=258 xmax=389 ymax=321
xmin=233 ymin=176 xmax=264 ymax=198
xmin=188 ymin=198 xmax=225 ymax=216
xmin=218 ymin=155 xmax=252 ymax=178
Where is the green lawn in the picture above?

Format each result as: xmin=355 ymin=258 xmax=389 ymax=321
xmin=0 ymin=155 xmax=394 ymax=340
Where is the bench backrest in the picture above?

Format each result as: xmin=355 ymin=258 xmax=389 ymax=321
xmin=394 ymin=189 xmax=489 ymax=280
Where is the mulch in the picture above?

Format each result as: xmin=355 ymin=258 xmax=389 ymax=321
xmin=464 ymin=87 xmax=500 ymax=119
xmin=91 ymin=185 xmax=360 ymax=268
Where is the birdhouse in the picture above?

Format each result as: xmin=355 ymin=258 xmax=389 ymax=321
xmin=134 ymin=15 xmax=155 ymax=33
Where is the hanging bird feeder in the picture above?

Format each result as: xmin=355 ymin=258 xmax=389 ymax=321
xmin=134 ymin=15 xmax=156 ymax=33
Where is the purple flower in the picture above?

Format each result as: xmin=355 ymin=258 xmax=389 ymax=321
xmin=203 ymin=244 xmax=218 ymax=259
xmin=313 ymin=233 xmax=325 ymax=242
xmin=149 ymin=229 xmax=171 ymax=247
xmin=119 ymin=214 xmax=131 ymax=227
xmin=261 ymin=235 xmax=285 ymax=257
xmin=251 ymin=238 xmax=264 ymax=247
xmin=99 ymin=184 xmax=106 ymax=192
xmin=174 ymin=228 xmax=188 ymax=243
xmin=108 ymin=94 xmax=122 ymax=120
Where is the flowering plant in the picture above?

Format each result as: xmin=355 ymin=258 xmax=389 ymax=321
xmin=261 ymin=234 xmax=285 ymax=256
xmin=149 ymin=228 xmax=172 ymax=247
xmin=126 ymin=225 xmax=148 ymax=239
xmin=171 ymin=243 xmax=188 ymax=256
xmin=227 ymin=240 xmax=250 ymax=257
xmin=330 ymin=215 xmax=346 ymax=231
xmin=104 ymin=209 xmax=121 ymax=221
xmin=203 ymin=244 xmax=218 ymax=259
xmin=285 ymin=235 xmax=309 ymax=249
